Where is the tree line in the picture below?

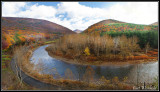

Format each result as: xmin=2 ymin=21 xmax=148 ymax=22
xmin=100 ymin=30 xmax=158 ymax=49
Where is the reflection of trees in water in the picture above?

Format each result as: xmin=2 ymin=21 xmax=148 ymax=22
xmin=48 ymin=68 xmax=61 ymax=79
xmin=93 ymin=65 xmax=134 ymax=81
xmin=138 ymin=64 xmax=157 ymax=83
xmin=76 ymin=65 xmax=86 ymax=81
xmin=36 ymin=62 xmax=62 ymax=80
xmin=82 ymin=66 xmax=95 ymax=84
xmin=35 ymin=58 xmax=47 ymax=74
xmin=34 ymin=53 xmax=158 ymax=88
xmin=63 ymin=64 xmax=135 ymax=83
xmin=127 ymin=63 xmax=158 ymax=85
xmin=95 ymin=67 xmax=101 ymax=77
xmin=64 ymin=68 xmax=75 ymax=80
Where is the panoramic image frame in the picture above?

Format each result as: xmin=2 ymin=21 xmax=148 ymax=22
xmin=1 ymin=1 xmax=159 ymax=91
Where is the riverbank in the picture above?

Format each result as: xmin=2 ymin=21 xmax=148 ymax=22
xmin=12 ymin=42 xmax=96 ymax=90
xmin=11 ymin=41 xmax=77 ymax=90
xmin=2 ymin=46 xmax=38 ymax=90
xmin=46 ymin=47 xmax=158 ymax=66
xmin=14 ymin=43 xmax=136 ymax=90
xmin=1 ymin=39 xmax=57 ymax=90
xmin=45 ymin=34 xmax=158 ymax=66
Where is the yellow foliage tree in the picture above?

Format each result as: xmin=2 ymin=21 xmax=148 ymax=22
xmin=84 ymin=47 xmax=90 ymax=56
xmin=5 ymin=34 xmax=15 ymax=48
xmin=19 ymin=36 xmax=26 ymax=42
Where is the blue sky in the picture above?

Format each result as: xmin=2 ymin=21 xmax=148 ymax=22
xmin=2 ymin=2 xmax=158 ymax=31
xmin=30 ymin=2 xmax=114 ymax=8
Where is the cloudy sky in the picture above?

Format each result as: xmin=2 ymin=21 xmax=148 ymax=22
xmin=2 ymin=2 xmax=158 ymax=31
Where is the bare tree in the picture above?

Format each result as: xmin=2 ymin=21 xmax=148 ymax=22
xmin=113 ymin=36 xmax=120 ymax=58
xmin=130 ymin=36 xmax=140 ymax=54
xmin=145 ymin=42 xmax=150 ymax=54
xmin=119 ymin=35 xmax=131 ymax=59
xmin=13 ymin=46 xmax=29 ymax=86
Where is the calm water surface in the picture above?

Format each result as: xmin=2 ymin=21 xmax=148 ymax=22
xmin=30 ymin=45 xmax=158 ymax=83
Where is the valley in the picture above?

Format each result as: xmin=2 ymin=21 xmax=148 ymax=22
xmin=2 ymin=17 xmax=158 ymax=90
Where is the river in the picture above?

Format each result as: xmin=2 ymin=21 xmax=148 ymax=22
xmin=30 ymin=45 xmax=158 ymax=84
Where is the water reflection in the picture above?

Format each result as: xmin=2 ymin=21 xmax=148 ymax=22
xmin=30 ymin=45 xmax=158 ymax=83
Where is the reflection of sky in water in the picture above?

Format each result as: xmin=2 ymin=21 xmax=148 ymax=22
xmin=30 ymin=45 xmax=158 ymax=83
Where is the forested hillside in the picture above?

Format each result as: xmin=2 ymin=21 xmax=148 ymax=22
xmin=83 ymin=19 xmax=158 ymax=48
xmin=2 ymin=17 xmax=75 ymax=49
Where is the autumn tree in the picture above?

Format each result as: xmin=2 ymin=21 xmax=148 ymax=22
xmin=14 ymin=32 xmax=21 ymax=45
xmin=129 ymin=36 xmax=140 ymax=54
xmin=84 ymin=47 xmax=90 ymax=56
xmin=119 ymin=35 xmax=131 ymax=59
xmin=2 ymin=40 xmax=9 ymax=50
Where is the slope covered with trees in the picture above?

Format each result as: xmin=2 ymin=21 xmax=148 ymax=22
xmin=2 ymin=17 xmax=75 ymax=50
xmin=84 ymin=19 xmax=158 ymax=34
xmin=2 ymin=17 xmax=75 ymax=34
xmin=83 ymin=19 xmax=158 ymax=49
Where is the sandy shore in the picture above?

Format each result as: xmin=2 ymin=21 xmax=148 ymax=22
xmin=46 ymin=49 xmax=158 ymax=66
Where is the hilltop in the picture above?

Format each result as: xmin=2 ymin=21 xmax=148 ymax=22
xmin=91 ymin=19 xmax=125 ymax=26
xmin=84 ymin=19 xmax=125 ymax=33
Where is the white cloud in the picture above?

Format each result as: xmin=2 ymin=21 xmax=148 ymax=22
xmin=2 ymin=2 xmax=57 ymax=20
xmin=2 ymin=2 xmax=158 ymax=31
xmin=57 ymin=2 xmax=108 ymax=19
xmin=106 ymin=2 xmax=158 ymax=25
xmin=18 ymin=4 xmax=57 ymax=19
xmin=55 ymin=2 xmax=110 ymax=30
xmin=2 ymin=2 xmax=27 ymax=17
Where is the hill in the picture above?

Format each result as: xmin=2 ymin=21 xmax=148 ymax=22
xmin=74 ymin=29 xmax=83 ymax=33
xmin=83 ymin=19 xmax=158 ymax=34
xmin=150 ymin=22 xmax=158 ymax=25
xmin=2 ymin=17 xmax=75 ymax=34
xmin=2 ymin=17 xmax=75 ymax=49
